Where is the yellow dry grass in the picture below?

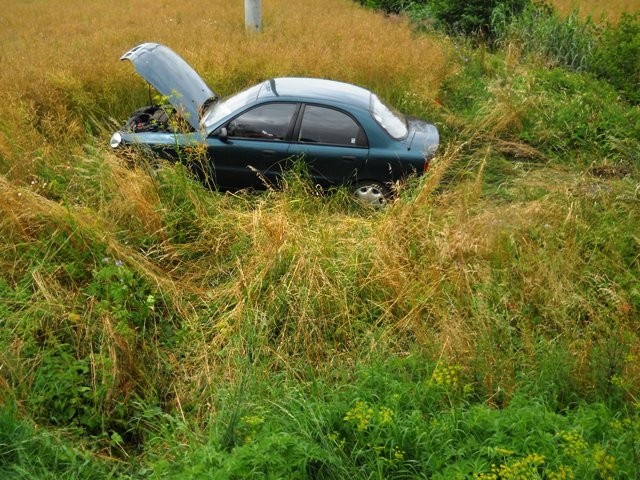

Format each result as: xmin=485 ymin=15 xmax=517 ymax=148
xmin=548 ymin=0 xmax=640 ymax=21
xmin=0 ymin=0 xmax=448 ymax=88
xmin=0 ymin=0 xmax=450 ymax=181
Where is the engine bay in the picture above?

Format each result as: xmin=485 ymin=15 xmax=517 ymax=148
xmin=124 ymin=105 xmax=193 ymax=133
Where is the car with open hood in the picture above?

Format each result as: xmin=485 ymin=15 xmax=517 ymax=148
xmin=110 ymin=42 xmax=439 ymax=205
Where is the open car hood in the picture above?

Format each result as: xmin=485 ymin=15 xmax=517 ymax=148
xmin=121 ymin=43 xmax=217 ymax=131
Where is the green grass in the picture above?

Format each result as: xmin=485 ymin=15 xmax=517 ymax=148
xmin=53 ymin=357 xmax=640 ymax=479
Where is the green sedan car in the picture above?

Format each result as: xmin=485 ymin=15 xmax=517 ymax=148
xmin=110 ymin=43 xmax=439 ymax=205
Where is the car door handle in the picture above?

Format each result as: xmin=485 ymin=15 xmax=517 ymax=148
xmin=261 ymin=149 xmax=276 ymax=156
xmin=341 ymin=155 xmax=357 ymax=162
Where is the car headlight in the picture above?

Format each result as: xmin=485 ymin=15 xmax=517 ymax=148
xmin=110 ymin=132 xmax=122 ymax=148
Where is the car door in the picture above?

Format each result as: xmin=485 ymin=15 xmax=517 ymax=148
xmin=285 ymin=104 xmax=369 ymax=187
xmin=205 ymin=102 xmax=299 ymax=189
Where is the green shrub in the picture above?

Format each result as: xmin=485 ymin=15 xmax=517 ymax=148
xmin=494 ymin=2 xmax=597 ymax=71
xmin=495 ymin=6 xmax=639 ymax=105
xmin=427 ymin=0 xmax=529 ymax=37
xmin=355 ymin=0 xmax=530 ymax=39
xmin=591 ymin=13 xmax=640 ymax=105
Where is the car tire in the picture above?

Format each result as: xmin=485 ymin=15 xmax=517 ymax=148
xmin=352 ymin=181 xmax=389 ymax=207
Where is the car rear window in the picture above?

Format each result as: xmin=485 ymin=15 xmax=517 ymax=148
xmin=370 ymin=94 xmax=408 ymax=139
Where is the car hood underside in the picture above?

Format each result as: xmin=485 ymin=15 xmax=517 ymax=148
xmin=121 ymin=42 xmax=217 ymax=131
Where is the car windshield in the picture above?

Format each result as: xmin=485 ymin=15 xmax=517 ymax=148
xmin=201 ymin=83 xmax=263 ymax=130
xmin=370 ymin=94 xmax=408 ymax=139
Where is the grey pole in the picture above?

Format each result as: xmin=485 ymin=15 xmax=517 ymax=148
xmin=245 ymin=0 xmax=262 ymax=32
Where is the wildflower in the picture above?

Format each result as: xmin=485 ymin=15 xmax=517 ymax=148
xmin=240 ymin=414 xmax=265 ymax=444
xmin=547 ymin=465 xmax=574 ymax=480
xmin=343 ymin=401 xmax=395 ymax=431
xmin=609 ymin=418 xmax=623 ymax=432
xmin=377 ymin=406 xmax=394 ymax=425
xmin=492 ymin=453 xmax=545 ymax=480
xmin=146 ymin=294 xmax=156 ymax=310
xmin=431 ymin=364 xmax=461 ymax=388
xmin=344 ymin=400 xmax=375 ymax=431
xmin=241 ymin=414 xmax=265 ymax=427
xmin=474 ymin=473 xmax=498 ymax=480
xmin=392 ymin=446 xmax=405 ymax=460
xmin=594 ymin=445 xmax=615 ymax=479
xmin=560 ymin=430 xmax=588 ymax=459
xmin=327 ymin=432 xmax=345 ymax=449
xmin=494 ymin=447 xmax=515 ymax=456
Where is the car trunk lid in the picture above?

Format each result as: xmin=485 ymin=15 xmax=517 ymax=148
xmin=406 ymin=119 xmax=439 ymax=162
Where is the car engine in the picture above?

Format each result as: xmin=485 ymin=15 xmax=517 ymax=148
xmin=124 ymin=105 xmax=192 ymax=133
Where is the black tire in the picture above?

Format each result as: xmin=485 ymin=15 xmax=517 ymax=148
xmin=352 ymin=181 xmax=389 ymax=207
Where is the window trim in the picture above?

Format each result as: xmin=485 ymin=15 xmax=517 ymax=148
xmin=292 ymin=103 xmax=369 ymax=148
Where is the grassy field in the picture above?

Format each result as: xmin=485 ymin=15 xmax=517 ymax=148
xmin=549 ymin=0 xmax=640 ymax=20
xmin=1 ymin=0 xmax=639 ymax=478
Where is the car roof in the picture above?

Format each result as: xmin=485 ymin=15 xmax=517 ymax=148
xmin=257 ymin=78 xmax=373 ymax=111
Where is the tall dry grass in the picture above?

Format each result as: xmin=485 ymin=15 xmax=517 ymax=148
xmin=0 ymin=0 xmax=450 ymax=180
xmin=548 ymin=0 xmax=640 ymax=20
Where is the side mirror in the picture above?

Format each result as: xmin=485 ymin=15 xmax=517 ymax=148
xmin=218 ymin=127 xmax=228 ymax=141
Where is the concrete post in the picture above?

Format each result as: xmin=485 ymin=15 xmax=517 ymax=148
xmin=245 ymin=0 xmax=262 ymax=32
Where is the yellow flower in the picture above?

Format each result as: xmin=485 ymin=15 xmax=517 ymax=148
xmin=241 ymin=415 xmax=265 ymax=427
xmin=492 ymin=453 xmax=545 ymax=480
xmin=343 ymin=400 xmax=395 ymax=431
xmin=393 ymin=446 xmax=405 ymax=460
xmin=431 ymin=364 xmax=462 ymax=388
xmin=494 ymin=447 xmax=515 ymax=456
xmin=560 ymin=431 xmax=588 ymax=459
xmin=344 ymin=400 xmax=374 ymax=431
xmin=474 ymin=472 xmax=498 ymax=480
xmin=378 ymin=406 xmax=394 ymax=425
xmin=547 ymin=465 xmax=574 ymax=480
xmin=594 ymin=445 xmax=616 ymax=479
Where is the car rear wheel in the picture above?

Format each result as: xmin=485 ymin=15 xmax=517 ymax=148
xmin=352 ymin=181 xmax=389 ymax=207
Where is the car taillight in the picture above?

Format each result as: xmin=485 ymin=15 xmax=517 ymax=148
xmin=423 ymin=159 xmax=430 ymax=172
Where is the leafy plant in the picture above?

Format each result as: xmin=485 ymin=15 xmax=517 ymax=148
xmin=493 ymin=2 xmax=597 ymax=71
xmin=427 ymin=0 xmax=530 ymax=37
xmin=591 ymin=12 xmax=640 ymax=105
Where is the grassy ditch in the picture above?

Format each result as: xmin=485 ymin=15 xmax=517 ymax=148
xmin=1 ymin=0 xmax=639 ymax=478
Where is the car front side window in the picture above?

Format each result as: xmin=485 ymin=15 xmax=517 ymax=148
xmin=227 ymin=103 xmax=297 ymax=140
xmin=297 ymin=105 xmax=368 ymax=147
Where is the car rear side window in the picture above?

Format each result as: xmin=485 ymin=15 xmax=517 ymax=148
xmin=227 ymin=103 xmax=297 ymax=140
xmin=298 ymin=105 xmax=368 ymax=147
